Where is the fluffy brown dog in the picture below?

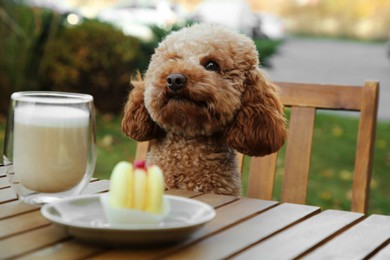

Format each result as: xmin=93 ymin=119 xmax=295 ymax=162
xmin=122 ymin=23 xmax=286 ymax=196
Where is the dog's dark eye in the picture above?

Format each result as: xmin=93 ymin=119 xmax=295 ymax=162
xmin=204 ymin=61 xmax=220 ymax=71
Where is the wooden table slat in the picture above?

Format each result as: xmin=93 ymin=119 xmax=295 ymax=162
xmin=0 ymin=200 xmax=40 ymax=220
xmin=0 ymin=211 xmax=50 ymax=239
xmin=0 ymin=180 xmax=108 ymax=220
xmin=371 ymin=243 xmax=390 ymax=260
xmin=193 ymin=193 xmax=239 ymax=208
xmin=0 ymin=180 xmax=110 ymax=219
xmin=0 ymin=176 xmax=10 ymax=189
xmin=0 ymin=225 xmax=68 ymax=259
xmin=234 ymin=209 xmax=364 ymax=259
xmin=165 ymin=189 xmax=203 ymax=197
xmin=0 ymin=188 xmax=17 ymax=203
xmin=304 ymin=214 xmax=390 ymax=259
xmin=158 ymin=203 xmax=320 ymax=259
xmin=0 ymin=165 xmax=6 ymax=177
xmin=0 ymin=179 xmax=110 ymax=206
xmin=17 ymin=240 xmax=106 ymax=260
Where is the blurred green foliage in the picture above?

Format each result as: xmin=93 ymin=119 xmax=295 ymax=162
xmin=254 ymin=39 xmax=282 ymax=67
xmin=0 ymin=2 xmax=281 ymax=114
xmin=0 ymin=1 xmax=63 ymax=114
xmin=40 ymin=20 xmax=147 ymax=113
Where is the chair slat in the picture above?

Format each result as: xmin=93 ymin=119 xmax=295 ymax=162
xmin=236 ymin=153 xmax=244 ymax=175
xmin=351 ymin=81 xmax=379 ymax=213
xmin=276 ymin=82 xmax=363 ymax=111
xmin=281 ymin=107 xmax=316 ymax=204
xmin=247 ymin=153 xmax=278 ymax=200
xmin=134 ymin=141 xmax=149 ymax=161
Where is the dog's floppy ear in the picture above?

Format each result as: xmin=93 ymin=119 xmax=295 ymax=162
xmin=121 ymin=77 xmax=163 ymax=141
xmin=225 ymin=67 xmax=287 ymax=156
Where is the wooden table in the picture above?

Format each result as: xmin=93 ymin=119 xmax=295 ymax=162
xmin=1 ymin=169 xmax=390 ymax=259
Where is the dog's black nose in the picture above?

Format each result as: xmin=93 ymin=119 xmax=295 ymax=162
xmin=166 ymin=73 xmax=187 ymax=91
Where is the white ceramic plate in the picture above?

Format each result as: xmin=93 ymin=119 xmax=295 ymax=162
xmin=41 ymin=194 xmax=215 ymax=246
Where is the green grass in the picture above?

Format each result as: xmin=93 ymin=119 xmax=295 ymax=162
xmin=93 ymin=114 xmax=137 ymax=179
xmin=1 ymin=112 xmax=389 ymax=214
xmin=241 ymin=111 xmax=390 ymax=214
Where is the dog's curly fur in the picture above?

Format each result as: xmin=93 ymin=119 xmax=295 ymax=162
xmin=122 ymin=23 xmax=287 ymax=196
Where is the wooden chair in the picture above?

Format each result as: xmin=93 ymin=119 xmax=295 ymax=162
xmin=134 ymin=81 xmax=379 ymax=214
xmin=241 ymin=80 xmax=379 ymax=214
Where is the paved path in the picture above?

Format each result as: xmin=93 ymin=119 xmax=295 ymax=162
xmin=263 ymin=37 xmax=390 ymax=121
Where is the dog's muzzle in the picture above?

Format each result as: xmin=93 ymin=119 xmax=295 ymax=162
xmin=166 ymin=73 xmax=187 ymax=92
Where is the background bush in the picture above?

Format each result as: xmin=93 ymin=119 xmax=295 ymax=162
xmin=0 ymin=1 xmax=63 ymax=114
xmin=254 ymin=39 xmax=282 ymax=67
xmin=40 ymin=20 xmax=149 ymax=113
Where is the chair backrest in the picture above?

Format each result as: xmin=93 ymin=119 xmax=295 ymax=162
xmin=133 ymin=81 xmax=379 ymax=214
xmin=239 ymin=81 xmax=379 ymax=214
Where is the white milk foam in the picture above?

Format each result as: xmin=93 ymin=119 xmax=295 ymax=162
xmin=15 ymin=105 xmax=89 ymax=127
xmin=13 ymin=105 xmax=90 ymax=192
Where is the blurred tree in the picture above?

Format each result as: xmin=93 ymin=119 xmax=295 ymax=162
xmin=0 ymin=1 xmax=63 ymax=114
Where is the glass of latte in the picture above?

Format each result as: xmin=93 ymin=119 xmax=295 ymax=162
xmin=3 ymin=92 xmax=96 ymax=204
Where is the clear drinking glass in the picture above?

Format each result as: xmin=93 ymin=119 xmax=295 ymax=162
xmin=3 ymin=92 xmax=96 ymax=204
